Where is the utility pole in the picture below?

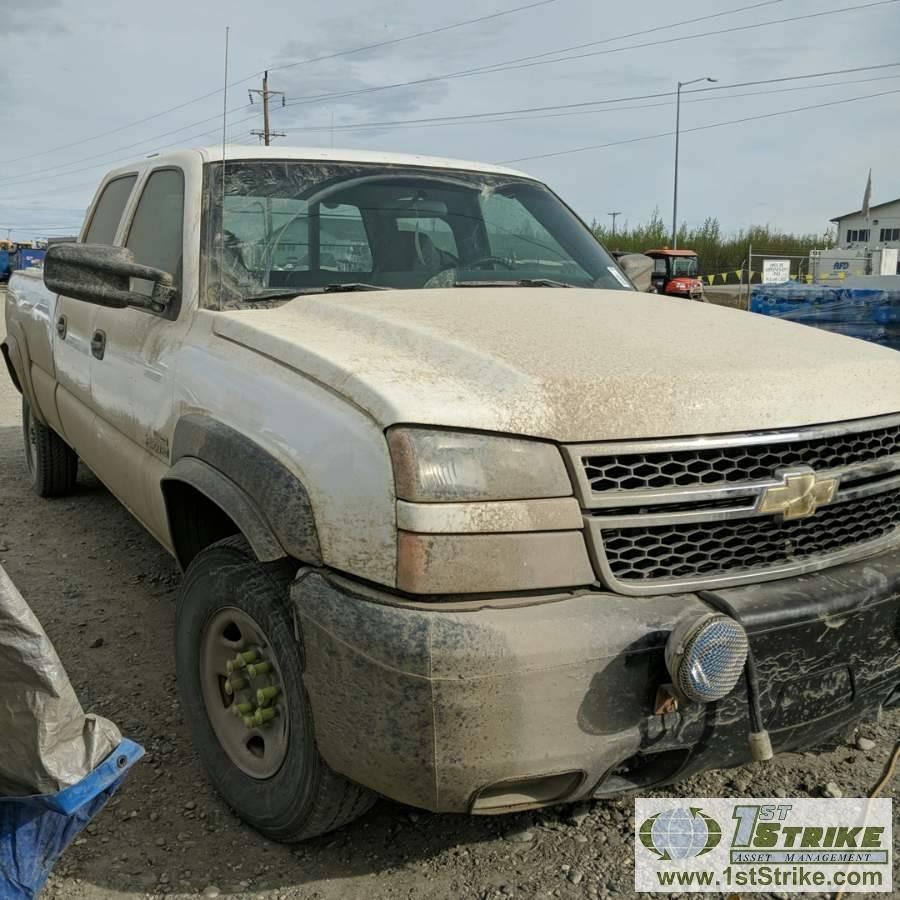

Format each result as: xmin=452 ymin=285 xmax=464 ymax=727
xmin=607 ymin=211 xmax=622 ymax=240
xmin=249 ymin=71 xmax=286 ymax=146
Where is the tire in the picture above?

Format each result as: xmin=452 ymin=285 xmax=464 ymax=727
xmin=175 ymin=535 xmax=375 ymax=842
xmin=22 ymin=397 xmax=78 ymax=498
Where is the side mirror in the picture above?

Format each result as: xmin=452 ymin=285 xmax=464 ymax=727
xmin=43 ymin=243 xmax=177 ymax=311
xmin=616 ymin=253 xmax=654 ymax=293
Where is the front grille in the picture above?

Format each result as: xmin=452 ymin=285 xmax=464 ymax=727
xmin=567 ymin=414 xmax=900 ymax=594
xmin=584 ymin=420 xmax=900 ymax=492
xmin=601 ymin=489 xmax=900 ymax=582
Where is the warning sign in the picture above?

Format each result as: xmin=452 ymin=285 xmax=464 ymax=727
xmin=762 ymin=259 xmax=791 ymax=284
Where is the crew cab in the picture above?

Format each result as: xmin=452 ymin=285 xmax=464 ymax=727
xmin=4 ymin=146 xmax=900 ymax=842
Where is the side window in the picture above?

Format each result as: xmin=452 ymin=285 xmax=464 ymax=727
xmin=653 ymin=258 xmax=668 ymax=275
xmin=83 ymin=175 xmax=137 ymax=244
xmin=125 ymin=169 xmax=185 ymax=281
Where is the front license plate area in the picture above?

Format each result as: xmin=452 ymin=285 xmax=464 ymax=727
xmin=765 ymin=666 xmax=853 ymax=729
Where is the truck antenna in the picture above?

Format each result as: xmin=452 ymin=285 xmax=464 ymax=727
xmin=218 ymin=25 xmax=230 ymax=308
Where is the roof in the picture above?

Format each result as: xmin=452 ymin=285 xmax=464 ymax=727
xmin=644 ymin=248 xmax=698 ymax=257
xmin=110 ymin=144 xmax=530 ymax=180
xmin=830 ymin=197 xmax=900 ymax=222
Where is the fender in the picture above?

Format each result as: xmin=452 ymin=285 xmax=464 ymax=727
xmin=162 ymin=458 xmax=285 ymax=566
xmin=168 ymin=414 xmax=322 ymax=565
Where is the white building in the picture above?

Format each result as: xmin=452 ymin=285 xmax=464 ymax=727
xmin=831 ymin=197 xmax=900 ymax=250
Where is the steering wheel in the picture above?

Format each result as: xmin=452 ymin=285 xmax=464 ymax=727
xmin=467 ymin=255 xmax=515 ymax=270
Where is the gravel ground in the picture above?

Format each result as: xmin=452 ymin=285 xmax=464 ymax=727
xmin=0 ymin=302 xmax=897 ymax=899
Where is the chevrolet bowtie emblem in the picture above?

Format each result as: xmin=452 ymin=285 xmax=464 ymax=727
xmin=758 ymin=466 xmax=839 ymax=520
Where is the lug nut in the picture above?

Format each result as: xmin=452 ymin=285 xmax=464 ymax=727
xmin=246 ymin=662 xmax=271 ymax=678
xmin=232 ymin=701 xmax=255 ymax=717
xmin=226 ymin=650 xmax=259 ymax=672
xmin=256 ymin=686 xmax=280 ymax=707
xmin=254 ymin=707 xmax=277 ymax=726
xmin=224 ymin=675 xmax=247 ymax=695
xmin=242 ymin=715 xmax=257 ymax=728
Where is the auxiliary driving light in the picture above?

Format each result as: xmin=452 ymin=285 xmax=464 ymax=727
xmin=664 ymin=612 xmax=749 ymax=703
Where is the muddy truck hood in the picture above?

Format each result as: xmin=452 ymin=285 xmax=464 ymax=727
xmin=211 ymin=288 xmax=900 ymax=442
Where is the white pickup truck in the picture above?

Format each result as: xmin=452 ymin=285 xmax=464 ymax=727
xmin=4 ymin=146 xmax=900 ymax=842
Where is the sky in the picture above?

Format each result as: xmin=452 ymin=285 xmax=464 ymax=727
xmin=1 ymin=0 xmax=899 ymax=242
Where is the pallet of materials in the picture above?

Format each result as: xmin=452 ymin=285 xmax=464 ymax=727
xmin=750 ymin=281 xmax=900 ymax=352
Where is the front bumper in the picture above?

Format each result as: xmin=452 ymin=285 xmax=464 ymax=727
xmin=293 ymin=549 xmax=900 ymax=813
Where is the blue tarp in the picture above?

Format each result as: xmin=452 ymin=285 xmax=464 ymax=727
xmin=750 ymin=282 xmax=900 ymax=351
xmin=0 ymin=740 xmax=143 ymax=899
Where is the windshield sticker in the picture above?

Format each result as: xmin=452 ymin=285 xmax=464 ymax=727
xmin=608 ymin=266 xmax=631 ymax=288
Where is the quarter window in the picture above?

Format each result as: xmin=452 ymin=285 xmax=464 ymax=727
xmin=84 ymin=175 xmax=137 ymax=244
xmin=125 ymin=169 xmax=185 ymax=281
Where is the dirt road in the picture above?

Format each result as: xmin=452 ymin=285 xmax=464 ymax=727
xmin=0 ymin=301 xmax=896 ymax=899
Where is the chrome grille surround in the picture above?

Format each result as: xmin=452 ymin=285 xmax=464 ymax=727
xmin=563 ymin=413 xmax=900 ymax=596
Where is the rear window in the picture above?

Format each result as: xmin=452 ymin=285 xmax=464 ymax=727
xmin=84 ymin=175 xmax=137 ymax=244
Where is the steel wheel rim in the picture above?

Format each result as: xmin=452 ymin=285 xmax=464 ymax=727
xmin=199 ymin=607 xmax=290 ymax=779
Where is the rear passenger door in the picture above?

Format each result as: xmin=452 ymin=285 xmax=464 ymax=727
xmin=88 ymin=167 xmax=188 ymax=545
xmin=54 ymin=173 xmax=137 ymax=455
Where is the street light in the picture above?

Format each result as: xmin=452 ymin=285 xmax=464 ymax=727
xmin=672 ymin=76 xmax=717 ymax=249
xmin=608 ymin=211 xmax=622 ymax=240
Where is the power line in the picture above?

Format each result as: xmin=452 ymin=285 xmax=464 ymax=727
xmin=276 ymin=0 xmax=899 ymax=112
xmin=0 ymin=111 xmax=254 ymax=203
xmin=0 ymin=109 xmax=263 ymax=192
xmin=265 ymin=0 xmax=560 ymax=76
xmin=497 ymin=86 xmax=900 ymax=164
xmin=278 ymin=62 xmax=900 ymax=134
xmin=3 ymin=60 xmax=899 ymax=197
xmin=0 ymin=119 xmax=249 ymax=201
xmin=0 ymin=0 xmax=805 ymax=187
xmin=415 ymin=0 xmax=900 ymax=82
xmin=277 ymin=73 xmax=900 ymax=135
xmin=0 ymin=0 xmax=560 ymax=167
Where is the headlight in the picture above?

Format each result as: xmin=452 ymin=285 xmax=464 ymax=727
xmin=387 ymin=427 xmax=571 ymax=502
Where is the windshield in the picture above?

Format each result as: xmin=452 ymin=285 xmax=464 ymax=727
xmin=201 ymin=161 xmax=630 ymax=307
xmin=670 ymin=256 xmax=699 ymax=277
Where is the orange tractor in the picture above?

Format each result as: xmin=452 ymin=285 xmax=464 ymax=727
xmin=645 ymin=248 xmax=705 ymax=300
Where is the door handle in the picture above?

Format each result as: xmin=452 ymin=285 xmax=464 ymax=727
xmin=56 ymin=315 xmax=67 ymax=338
xmin=90 ymin=330 xmax=106 ymax=360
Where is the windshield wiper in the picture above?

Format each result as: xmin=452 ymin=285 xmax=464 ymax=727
xmin=454 ymin=278 xmax=574 ymax=289
xmin=239 ymin=283 xmax=389 ymax=302
xmin=323 ymin=282 xmax=389 ymax=292
xmin=240 ymin=288 xmax=324 ymax=301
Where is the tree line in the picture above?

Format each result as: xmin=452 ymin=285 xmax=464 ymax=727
xmin=591 ymin=210 xmax=835 ymax=277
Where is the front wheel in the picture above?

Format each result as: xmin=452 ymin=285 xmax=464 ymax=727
xmin=175 ymin=536 xmax=375 ymax=842
xmin=22 ymin=397 xmax=78 ymax=497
